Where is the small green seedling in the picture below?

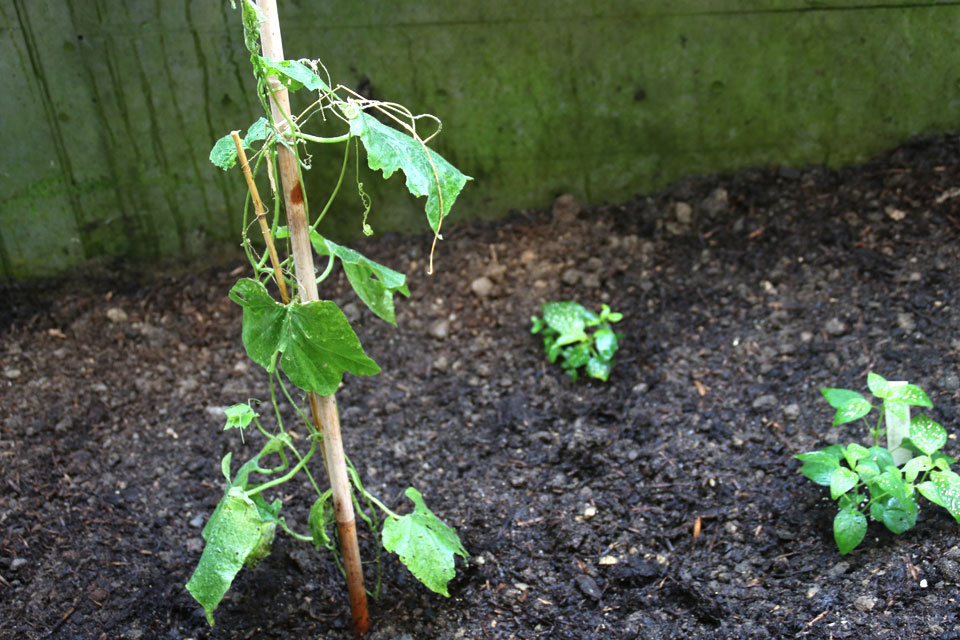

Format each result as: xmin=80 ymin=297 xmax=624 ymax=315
xmin=530 ymin=302 xmax=623 ymax=382
xmin=795 ymin=372 xmax=960 ymax=554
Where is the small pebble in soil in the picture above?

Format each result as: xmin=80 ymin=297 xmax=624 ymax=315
xmin=897 ymin=312 xmax=916 ymax=333
xmin=10 ymin=558 xmax=27 ymax=571
xmin=429 ymin=319 xmax=450 ymax=340
xmin=552 ymin=193 xmax=581 ymax=224
xmin=106 ymin=307 xmax=128 ymax=323
xmin=575 ymin=574 xmax=603 ymax=600
xmin=562 ymin=268 xmax=582 ymax=285
xmin=470 ymin=276 xmax=494 ymax=297
xmin=854 ymin=595 xmax=878 ymax=612
xmin=752 ymin=394 xmax=777 ymax=410
xmin=783 ymin=403 xmax=801 ymax=420
xmin=824 ymin=317 xmax=846 ymax=336
xmin=3 ymin=367 xmax=21 ymax=379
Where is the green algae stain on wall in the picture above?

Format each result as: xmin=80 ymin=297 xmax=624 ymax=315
xmin=2 ymin=0 xmax=960 ymax=280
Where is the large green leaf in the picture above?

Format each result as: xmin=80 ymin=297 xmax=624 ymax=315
xmin=229 ymin=278 xmax=286 ymax=371
xmin=382 ymin=488 xmax=468 ymax=597
xmin=309 ymin=232 xmax=409 ymax=325
xmin=279 ymin=300 xmax=380 ymax=394
xmin=186 ymin=488 xmax=276 ymax=626
xmin=347 ymin=108 xmax=471 ymax=233
xmin=830 ymin=467 xmax=859 ymax=500
xmin=541 ymin=301 xmax=589 ymax=338
xmin=229 ymin=278 xmax=380 ymax=394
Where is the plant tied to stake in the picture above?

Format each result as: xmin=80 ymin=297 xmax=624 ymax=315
xmin=186 ymin=1 xmax=470 ymax=634
xmin=796 ymin=373 xmax=960 ymax=554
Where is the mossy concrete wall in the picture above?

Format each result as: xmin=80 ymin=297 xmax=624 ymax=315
xmin=3 ymin=1 xmax=960 ymax=280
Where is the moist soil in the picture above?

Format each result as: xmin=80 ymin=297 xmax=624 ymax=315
xmin=3 ymin=135 xmax=960 ymax=640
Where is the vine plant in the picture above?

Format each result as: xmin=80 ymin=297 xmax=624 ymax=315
xmin=185 ymin=1 xmax=470 ymax=631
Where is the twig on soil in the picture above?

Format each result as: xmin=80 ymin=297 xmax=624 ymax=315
xmin=806 ymin=610 xmax=829 ymax=627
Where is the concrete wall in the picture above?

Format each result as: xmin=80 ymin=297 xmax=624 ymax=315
xmin=2 ymin=0 xmax=960 ymax=280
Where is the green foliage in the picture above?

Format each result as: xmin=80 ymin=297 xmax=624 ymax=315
xmin=530 ymin=301 xmax=623 ymax=382
xmin=187 ymin=5 xmax=470 ymax=627
xmin=382 ymin=488 xmax=470 ymax=597
xmin=796 ymin=373 xmax=958 ymax=555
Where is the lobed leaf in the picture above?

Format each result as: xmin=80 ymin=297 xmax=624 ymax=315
xmin=382 ymin=488 xmax=468 ymax=597
xmin=308 ymin=231 xmax=409 ymax=325
xmin=348 ymin=109 xmax=471 ymax=233
xmin=224 ymin=403 xmax=258 ymax=432
xmin=229 ymin=278 xmax=380 ymax=394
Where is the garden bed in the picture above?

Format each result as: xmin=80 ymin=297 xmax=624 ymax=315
xmin=2 ymin=135 xmax=960 ymax=639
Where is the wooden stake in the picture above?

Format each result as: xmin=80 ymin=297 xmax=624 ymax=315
xmin=256 ymin=1 xmax=370 ymax=635
xmin=230 ymin=131 xmax=290 ymax=304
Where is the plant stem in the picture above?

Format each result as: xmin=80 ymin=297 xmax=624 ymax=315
xmin=257 ymin=2 xmax=369 ymax=635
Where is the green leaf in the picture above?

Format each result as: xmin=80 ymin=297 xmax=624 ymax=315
xmin=843 ymin=443 xmax=870 ymax=469
xmin=308 ymin=231 xmax=409 ymax=325
xmin=221 ymin=452 xmax=233 ymax=484
xmin=881 ymin=497 xmax=917 ymax=534
xmin=795 ymin=449 xmax=842 ymax=486
xmin=255 ymin=56 xmax=330 ymax=93
xmin=542 ymin=302 xmax=588 ymax=336
xmin=833 ymin=508 xmax=867 ymax=555
xmin=830 ymin=467 xmax=859 ymax=500
xmin=209 ymin=117 xmax=269 ymax=171
xmin=347 ymin=108 xmax=471 ymax=233
xmin=831 ymin=398 xmax=872 ymax=426
xmin=561 ymin=343 xmax=591 ymax=370
xmin=382 ymin=488 xmax=468 ymax=597
xmin=821 ymin=388 xmax=866 ymax=409
xmin=874 ymin=469 xmax=917 ymax=534
xmin=855 ymin=459 xmax=880 ymax=482
xmin=280 ymin=300 xmax=380 ymax=394
xmin=229 ymin=278 xmax=287 ymax=371
xmin=918 ymin=470 xmax=960 ymax=524
xmin=593 ymin=327 xmax=618 ymax=360
xmin=905 ymin=414 xmax=947 ymax=456
xmin=866 ymin=446 xmax=896 ymax=472
xmin=240 ymin=0 xmax=264 ymax=54
xmin=585 ymin=356 xmax=614 ymax=382
xmin=867 ymin=372 xmax=891 ymax=398
xmin=308 ymin=490 xmax=335 ymax=551
xmin=186 ymin=488 xmax=275 ymax=626
xmin=902 ymin=455 xmax=933 ymax=483
xmin=224 ymin=403 xmax=258 ymax=432
xmin=892 ymin=383 xmax=933 ymax=408
xmin=229 ymin=278 xmax=380 ymax=394
xmin=884 ymin=399 xmax=909 ymax=422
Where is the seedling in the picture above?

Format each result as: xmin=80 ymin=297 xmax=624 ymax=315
xmin=795 ymin=372 xmax=960 ymax=554
xmin=530 ymin=302 xmax=623 ymax=382
xmin=185 ymin=1 xmax=469 ymax=634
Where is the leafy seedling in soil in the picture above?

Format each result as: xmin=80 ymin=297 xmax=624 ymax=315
xmin=185 ymin=1 xmax=470 ymax=635
xmin=795 ymin=372 xmax=960 ymax=554
xmin=531 ymin=301 xmax=624 ymax=382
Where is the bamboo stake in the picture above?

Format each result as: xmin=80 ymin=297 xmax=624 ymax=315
xmin=256 ymin=1 xmax=370 ymax=635
xmin=230 ymin=131 xmax=290 ymax=304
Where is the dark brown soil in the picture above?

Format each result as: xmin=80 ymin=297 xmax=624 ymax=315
xmin=3 ymin=135 xmax=960 ymax=640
